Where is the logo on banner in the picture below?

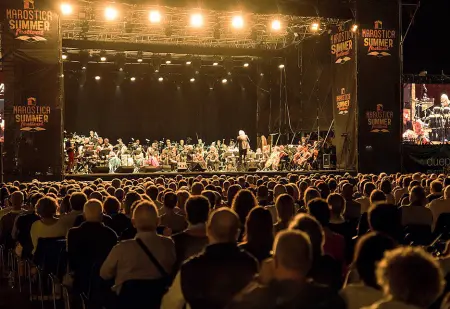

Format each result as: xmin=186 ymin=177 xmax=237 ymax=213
xmin=13 ymin=96 xmax=50 ymax=131
xmin=336 ymin=88 xmax=351 ymax=114
xmin=330 ymin=26 xmax=354 ymax=64
xmin=366 ymin=104 xmax=393 ymax=133
xmin=361 ymin=20 xmax=396 ymax=57
xmin=6 ymin=0 xmax=53 ymax=42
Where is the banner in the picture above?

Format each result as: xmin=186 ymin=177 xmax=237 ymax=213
xmin=1 ymin=0 xmax=63 ymax=179
xmin=330 ymin=23 xmax=357 ymax=170
xmin=356 ymin=0 xmax=401 ymax=174
xmin=402 ymin=145 xmax=450 ymax=174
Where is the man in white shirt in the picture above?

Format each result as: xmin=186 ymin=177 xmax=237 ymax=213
xmin=100 ymin=200 xmax=175 ymax=294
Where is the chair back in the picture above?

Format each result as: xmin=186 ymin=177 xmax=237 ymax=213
xmin=33 ymin=237 xmax=67 ymax=278
xmin=434 ymin=213 xmax=450 ymax=238
xmin=404 ymin=224 xmax=432 ymax=245
xmin=118 ymin=278 xmax=168 ymax=309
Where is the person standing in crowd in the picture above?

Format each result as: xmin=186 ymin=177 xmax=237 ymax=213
xmin=162 ymin=208 xmax=258 ymax=309
xmin=232 ymin=189 xmax=257 ymax=241
xmin=172 ymin=196 xmax=210 ymax=268
xmin=100 ymin=201 xmax=176 ymax=294
xmin=228 ymin=230 xmax=345 ymax=309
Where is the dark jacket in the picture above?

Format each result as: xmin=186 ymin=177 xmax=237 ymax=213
xmin=106 ymin=212 xmax=132 ymax=236
xmin=15 ymin=212 xmax=40 ymax=258
xmin=72 ymin=213 xmax=113 ymax=228
xmin=180 ymin=242 xmax=258 ymax=309
xmin=172 ymin=226 xmax=208 ymax=268
xmin=239 ymin=241 xmax=272 ymax=263
xmin=67 ymin=221 xmax=118 ymax=293
xmin=227 ymin=279 xmax=346 ymax=309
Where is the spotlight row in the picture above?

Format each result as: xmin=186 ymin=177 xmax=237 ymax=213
xmin=59 ymin=3 xmax=314 ymax=32
xmin=92 ymin=76 xmax=230 ymax=83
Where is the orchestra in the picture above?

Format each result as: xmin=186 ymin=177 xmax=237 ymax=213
xmin=64 ymin=130 xmax=330 ymax=174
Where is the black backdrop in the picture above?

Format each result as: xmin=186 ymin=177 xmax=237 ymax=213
xmin=64 ymin=36 xmax=333 ymax=146
xmin=64 ymin=67 xmax=257 ymax=144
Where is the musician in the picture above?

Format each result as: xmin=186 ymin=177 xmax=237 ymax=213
xmin=89 ymin=131 xmax=97 ymax=144
xmin=178 ymin=140 xmax=185 ymax=153
xmin=116 ymin=138 xmax=124 ymax=150
xmin=108 ymin=148 xmax=121 ymax=173
xmin=132 ymin=139 xmax=141 ymax=150
xmin=147 ymin=149 xmax=160 ymax=167
xmin=165 ymin=139 xmax=172 ymax=150
xmin=103 ymin=138 xmax=112 ymax=150
xmin=65 ymin=139 xmax=75 ymax=173
xmin=206 ymin=146 xmax=219 ymax=171
xmin=96 ymin=137 xmax=104 ymax=150
xmin=441 ymin=94 xmax=449 ymax=107
xmin=237 ymin=130 xmax=250 ymax=166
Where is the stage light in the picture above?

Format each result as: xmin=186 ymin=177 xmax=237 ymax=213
xmin=209 ymin=87 xmax=214 ymax=91
xmin=119 ymin=67 xmax=123 ymax=71
xmin=137 ymin=51 xmax=143 ymax=63
xmin=82 ymin=66 xmax=86 ymax=70
xmin=100 ymin=56 xmax=107 ymax=62
xmin=278 ymin=64 xmax=285 ymax=69
xmin=310 ymin=22 xmax=320 ymax=32
xmin=95 ymin=76 xmax=101 ymax=80
xmin=222 ymin=78 xmax=228 ymax=84
xmin=155 ymin=69 xmax=159 ymax=73
xmin=158 ymin=77 xmax=164 ymax=82
xmin=60 ymin=3 xmax=73 ymax=15
xmin=190 ymin=13 xmax=203 ymax=28
xmin=260 ymin=72 xmax=264 ymax=76
xmin=149 ymin=10 xmax=161 ymax=23
xmin=351 ymin=24 xmax=358 ymax=32
xmin=213 ymin=62 xmax=218 ymax=66
xmin=190 ymin=78 xmax=195 ymax=82
xmin=62 ymin=53 xmax=68 ymax=60
xmin=186 ymin=61 xmax=192 ymax=65
xmin=231 ymin=15 xmax=244 ymax=29
xmin=243 ymin=62 xmax=249 ymax=67
xmin=271 ymin=19 xmax=281 ymax=31
xmin=105 ymin=7 xmax=118 ymax=21
xmin=166 ymin=60 xmax=171 ymax=64
xmin=130 ymin=77 xmax=136 ymax=82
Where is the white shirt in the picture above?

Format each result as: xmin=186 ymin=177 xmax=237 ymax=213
xmin=427 ymin=198 xmax=450 ymax=231
xmin=30 ymin=219 xmax=67 ymax=253
xmin=340 ymin=283 xmax=384 ymax=309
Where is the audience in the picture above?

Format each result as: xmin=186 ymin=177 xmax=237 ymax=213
xmin=2 ymin=172 xmax=450 ymax=309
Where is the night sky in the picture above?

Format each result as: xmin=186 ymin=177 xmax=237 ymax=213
xmin=403 ymin=0 xmax=449 ymax=75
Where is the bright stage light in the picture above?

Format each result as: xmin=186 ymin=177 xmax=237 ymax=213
xmin=60 ymin=3 xmax=73 ymax=15
xmin=271 ymin=19 xmax=281 ymax=31
xmin=149 ymin=10 xmax=161 ymax=23
xmin=278 ymin=64 xmax=285 ymax=69
xmin=222 ymin=78 xmax=228 ymax=84
xmin=158 ymin=77 xmax=164 ymax=82
xmin=243 ymin=62 xmax=249 ymax=67
xmin=62 ymin=54 xmax=68 ymax=60
xmin=137 ymin=58 xmax=143 ymax=63
xmin=190 ymin=78 xmax=195 ymax=82
xmin=166 ymin=60 xmax=171 ymax=64
xmin=213 ymin=62 xmax=218 ymax=66
xmin=95 ymin=76 xmax=101 ymax=80
xmin=100 ymin=56 xmax=107 ymax=62
xmin=82 ymin=66 xmax=86 ymax=70
xmin=190 ymin=13 xmax=203 ymax=28
xmin=105 ymin=7 xmax=118 ymax=21
xmin=130 ymin=77 xmax=136 ymax=82
xmin=231 ymin=15 xmax=244 ymax=29
xmin=351 ymin=24 xmax=358 ymax=32
xmin=186 ymin=61 xmax=192 ymax=65
xmin=310 ymin=22 xmax=320 ymax=32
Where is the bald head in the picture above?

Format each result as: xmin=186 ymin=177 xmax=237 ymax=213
xmin=207 ymin=207 xmax=240 ymax=243
xmin=84 ymin=199 xmax=103 ymax=222
xmin=132 ymin=201 xmax=159 ymax=232
xmin=273 ymin=230 xmax=312 ymax=278
xmin=10 ymin=191 xmax=24 ymax=210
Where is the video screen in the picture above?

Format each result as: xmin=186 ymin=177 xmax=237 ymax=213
xmin=403 ymin=83 xmax=450 ymax=145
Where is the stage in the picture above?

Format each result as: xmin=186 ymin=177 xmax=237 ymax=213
xmin=64 ymin=169 xmax=350 ymax=181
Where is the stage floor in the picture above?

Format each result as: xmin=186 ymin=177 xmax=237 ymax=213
xmin=64 ymin=169 xmax=350 ymax=181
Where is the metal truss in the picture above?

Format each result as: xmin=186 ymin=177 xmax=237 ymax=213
xmin=61 ymin=1 xmax=343 ymax=50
